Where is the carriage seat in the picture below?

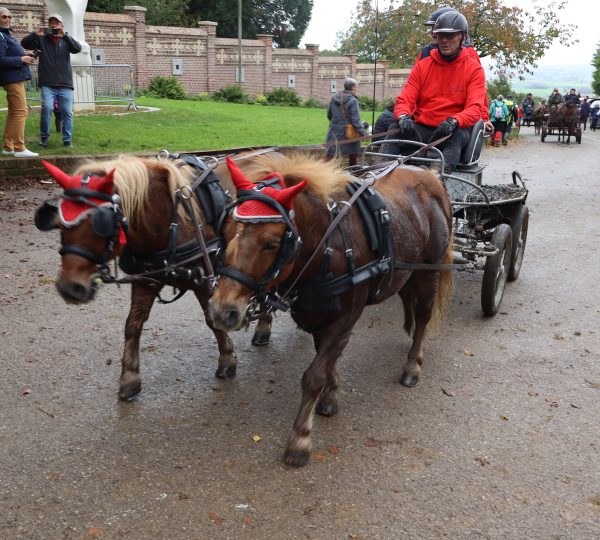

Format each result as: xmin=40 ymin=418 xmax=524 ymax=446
xmin=456 ymin=119 xmax=485 ymax=170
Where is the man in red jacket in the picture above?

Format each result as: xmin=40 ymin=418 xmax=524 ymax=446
xmin=394 ymin=11 xmax=486 ymax=172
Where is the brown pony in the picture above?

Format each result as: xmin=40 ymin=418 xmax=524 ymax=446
xmin=552 ymin=102 xmax=580 ymax=144
xmin=35 ymin=154 xmax=273 ymax=400
xmin=208 ymin=154 xmax=454 ymax=467
xmin=533 ymin=104 xmax=548 ymax=135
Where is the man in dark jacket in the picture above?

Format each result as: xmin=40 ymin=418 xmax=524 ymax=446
xmin=21 ymin=13 xmax=81 ymax=148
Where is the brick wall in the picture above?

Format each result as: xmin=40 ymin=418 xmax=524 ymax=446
xmin=3 ymin=1 xmax=409 ymax=104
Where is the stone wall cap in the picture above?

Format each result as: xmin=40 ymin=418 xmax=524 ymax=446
xmin=197 ymin=21 xmax=218 ymax=26
xmin=256 ymin=34 xmax=274 ymax=38
xmin=124 ymin=5 xmax=147 ymax=11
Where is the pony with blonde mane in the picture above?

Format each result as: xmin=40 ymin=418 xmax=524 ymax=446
xmin=209 ymin=153 xmax=454 ymax=466
xmin=35 ymin=154 xmax=273 ymax=401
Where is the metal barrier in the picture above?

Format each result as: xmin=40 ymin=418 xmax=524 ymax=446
xmin=25 ymin=64 xmax=137 ymax=110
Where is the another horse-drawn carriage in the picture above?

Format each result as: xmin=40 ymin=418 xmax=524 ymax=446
xmin=541 ymin=102 xmax=582 ymax=144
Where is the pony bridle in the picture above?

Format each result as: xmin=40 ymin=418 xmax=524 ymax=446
xmin=216 ymin=157 xmax=306 ymax=317
xmin=34 ymin=160 xmax=128 ymax=274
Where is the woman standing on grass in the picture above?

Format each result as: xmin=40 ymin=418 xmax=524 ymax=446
xmin=325 ymin=77 xmax=365 ymax=167
xmin=0 ymin=7 xmax=38 ymax=158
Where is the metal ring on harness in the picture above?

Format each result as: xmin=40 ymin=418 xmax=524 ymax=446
xmin=157 ymin=149 xmax=170 ymax=160
xmin=179 ymin=185 xmax=193 ymax=200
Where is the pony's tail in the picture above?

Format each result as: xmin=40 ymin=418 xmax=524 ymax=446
xmin=429 ymin=238 xmax=454 ymax=333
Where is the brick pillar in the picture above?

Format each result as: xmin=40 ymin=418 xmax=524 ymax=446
xmin=199 ymin=21 xmax=218 ymax=92
xmin=256 ymin=34 xmax=273 ymax=94
xmin=124 ymin=6 xmax=147 ymax=89
xmin=380 ymin=60 xmax=388 ymax=102
xmin=305 ymin=44 xmax=319 ymax=100
xmin=348 ymin=54 xmax=357 ymax=80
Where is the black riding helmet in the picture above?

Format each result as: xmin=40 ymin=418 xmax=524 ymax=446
xmin=425 ymin=6 xmax=457 ymax=26
xmin=432 ymin=11 xmax=468 ymax=35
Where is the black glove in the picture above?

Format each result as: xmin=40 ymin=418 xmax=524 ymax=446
xmin=397 ymin=115 xmax=415 ymax=137
xmin=430 ymin=117 xmax=458 ymax=141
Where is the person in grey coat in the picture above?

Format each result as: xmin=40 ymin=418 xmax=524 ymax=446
xmin=325 ymin=78 xmax=365 ymax=166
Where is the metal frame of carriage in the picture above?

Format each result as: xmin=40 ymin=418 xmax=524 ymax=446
xmin=360 ymin=124 xmax=529 ymax=316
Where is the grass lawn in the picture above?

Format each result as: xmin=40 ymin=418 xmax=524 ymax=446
xmin=0 ymin=95 xmax=374 ymax=156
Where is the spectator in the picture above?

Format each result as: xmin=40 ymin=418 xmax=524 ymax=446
xmin=502 ymin=95 xmax=517 ymax=145
xmin=590 ymin=102 xmax=600 ymax=132
xmin=564 ymin=88 xmax=580 ymax=106
xmin=21 ymin=13 xmax=82 ymax=148
xmin=372 ymin=102 xmax=396 ymax=141
xmin=393 ymin=11 xmax=486 ymax=173
xmin=579 ymin=96 xmax=590 ymax=131
xmin=489 ymin=95 xmax=508 ymax=147
xmin=548 ymin=88 xmax=564 ymax=107
xmin=521 ymin=93 xmax=535 ymax=125
xmin=0 ymin=7 xmax=39 ymax=158
xmin=325 ymin=77 xmax=366 ymax=167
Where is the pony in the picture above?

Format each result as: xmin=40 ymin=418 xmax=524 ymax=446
xmin=552 ymin=102 xmax=580 ymax=144
xmin=34 ymin=154 xmax=273 ymax=400
xmin=208 ymin=154 xmax=454 ymax=467
xmin=533 ymin=104 xmax=548 ymax=135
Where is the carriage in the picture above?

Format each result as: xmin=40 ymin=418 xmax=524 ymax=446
xmin=541 ymin=102 xmax=582 ymax=144
xmin=361 ymin=119 xmax=529 ymax=316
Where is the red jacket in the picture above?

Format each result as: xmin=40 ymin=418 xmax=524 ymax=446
xmin=395 ymin=47 xmax=486 ymax=128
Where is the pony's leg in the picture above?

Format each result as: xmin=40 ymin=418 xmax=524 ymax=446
xmin=251 ymin=312 xmax=273 ymax=346
xmin=194 ymin=289 xmax=238 ymax=379
xmin=313 ymin=333 xmax=339 ymax=417
xmin=119 ymin=282 xmax=159 ymax=400
xmin=284 ymin=321 xmax=353 ymax=467
xmin=400 ymin=271 xmax=439 ymax=388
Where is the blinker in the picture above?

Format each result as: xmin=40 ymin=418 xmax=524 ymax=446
xmin=91 ymin=207 xmax=116 ymax=237
xmin=34 ymin=202 xmax=59 ymax=231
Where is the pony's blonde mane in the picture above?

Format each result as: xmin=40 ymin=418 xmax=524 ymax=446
xmin=73 ymin=155 xmax=198 ymax=228
xmin=244 ymin=153 xmax=353 ymax=201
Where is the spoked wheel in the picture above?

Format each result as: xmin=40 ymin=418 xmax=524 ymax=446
xmin=508 ymin=205 xmax=529 ymax=281
xmin=541 ymin=125 xmax=547 ymax=142
xmin=576 ymin=129 xmax=582 ymax=144
xmin=481 ymin=224 xmax=512 ymax=316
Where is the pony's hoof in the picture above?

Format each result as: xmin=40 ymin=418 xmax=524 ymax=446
xmin=251 ymin=332 xmax=270 ymax=346
xmin=118 ymin=382 xmax=141 ymax=401
xmin=316 ymin=401 xmax=338 ymax=417
xmin=215 ymin=364 xmax=237 ymax=379
xmin=283 ymin=448 xmax=310 ymax=467
xmin=400 ymin=373 xmax=419 ymax=387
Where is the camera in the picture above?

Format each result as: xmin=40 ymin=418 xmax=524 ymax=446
xmin=45 ymin=27 xmax=59 ymax=36
xmin=31 ymin=49 xmax=42 ymax=59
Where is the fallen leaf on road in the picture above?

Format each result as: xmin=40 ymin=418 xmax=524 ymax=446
xmin=251 ymin=434 xmax=262 ymax=443
xmin=527 ymin=391 xmax=539 ymax=397
xmin=313 ymin=452 xmax=326 ymax=462
xmin=326 ymin=445 xmax=340 ymax=455
xmin=475 ymin=456 xmax=491 ymax=466
xmin=365 ymin=437 xmax=381 ymax=447
xmin=208 ymin=511 xmax=223 ymax=526
xmin=22 ymin=388 xmax=32 ymax=395
xmin=570 ymin=403 xmax=581 ymax=409
xmin=499 ymin=414 xmax=509 ymax=421
xmin=585 ymin=380 xmax=600 ymax=390
xmin=85 ymin=527 xmax=102 ymax=538
xmin=242 ymin=515 xmax=254 ymax=525
xmin=553 ymin=333 xmax=564 ymax=340
xmin=545 ymin=396 xmax=559 ymax=407
xmin=559 ymin=509 xmax=576 ymax=523
xmin=463 ymin=349 xmax=475 ymax=356
xmin=573 ymin=331 xmax=582 ymax=336
xmin=441 ymin=388 xmax=454 ymax=397
xmin=47 ymin=472 xmax=61 ymax=480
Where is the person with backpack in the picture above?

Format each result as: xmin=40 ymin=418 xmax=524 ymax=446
xmin=489 ymin=95 xmax=508 ymax=147
xmin=502 ymin=95 xmax=517 ymax=145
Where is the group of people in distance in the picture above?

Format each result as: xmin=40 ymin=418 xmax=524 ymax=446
xmin=326 ymin=7 xmax=491 ymax=173
xmin=547 ymin=87 xmax=597 ymax=131
xmin=1 ymin=8 xmax=81 ymax=158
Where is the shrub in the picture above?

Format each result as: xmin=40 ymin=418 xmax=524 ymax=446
xmin=146 ymin=76 xmax=187 ymax=100
xmin=358 ymin=94 xmax=381 ymax=112
xmin=265 ymin=87 xmax=301 ymax=106
xmin=303 ymin=96 xmax=324 ymax=108
xmin=255 ymin=93 xmax=269 ymax=105
xmin=194 ymin=92 xmax=212 ymax=101
xmin=212 ymin=85 xmax=249 ymax=103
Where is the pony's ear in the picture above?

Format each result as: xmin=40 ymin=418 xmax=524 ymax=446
xmin=42 ymin=160 xmax=79 ymax=189
xmin=273 ymin=179 xmax=307 ymax=209
xmin=94 ymin=168 xmax=116 ymax=194
xmin=226 ymin=156 xmax=254 ymax=191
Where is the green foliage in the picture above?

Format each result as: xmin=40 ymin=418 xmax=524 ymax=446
xmin=358 ymin=94 xmax=382 ymax=112
xmin=303 ymin=96 xmax=323 ymax=108
xmin=146 ymin=76 xmax=187 ymax=100
xmin=592 ymin=42 xmax=600 ymax=95
xmin=265 ymin=88 xmax=301 ymax=106
xmin=212 ymin=85 xmax=250 ymax=103
xmin=87 ymin=0 xmax=189 ymax=25
xmin=185 ymin=0 xmax=313 ymax=47
xmin=486 ymin=73 xmax=512 ymax=101
xmin=194 ymin=92 xmax=212 ymax=101
xmin=337 ymin=0 xmax=578 ymax=79
xmin=255 ymin=94 xmax=269 ymax=105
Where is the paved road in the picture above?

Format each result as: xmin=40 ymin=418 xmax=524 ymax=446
xmin=1 ymin=128 xmax=599 ymax=539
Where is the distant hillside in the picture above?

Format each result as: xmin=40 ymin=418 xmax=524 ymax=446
xmin=485 ymin=63 xmax=596 ymax=97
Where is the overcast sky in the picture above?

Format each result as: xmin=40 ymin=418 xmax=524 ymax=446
xmin=301 ymin=0 xmax=597 ymax=66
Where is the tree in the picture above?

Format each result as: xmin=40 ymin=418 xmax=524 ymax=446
xmin=592 ymin=42 xmax=600 ymax=96
xmin=87 ymin=0 xmax=189 ymax=26
xmin=336 ymin=0 xmax=578 ymax=79
xmin=185 ymin=0 xmax=313 ymax=48
xmin=486 ymin=73 xmax=512 ymax=101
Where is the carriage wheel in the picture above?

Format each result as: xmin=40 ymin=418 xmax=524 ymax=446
xmin=508 ymin=205 xmax=529 ymax=282
xmin=576 ymin=130 xmax=582 ymax=144
xmin=481 ymin=224 xmax=512 ymax=316
xmin=541 ymin=125 xmax=547 ymax=142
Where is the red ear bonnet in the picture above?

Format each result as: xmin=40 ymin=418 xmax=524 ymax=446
xmin=225 ymin=157 xmax=307 ymax=222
